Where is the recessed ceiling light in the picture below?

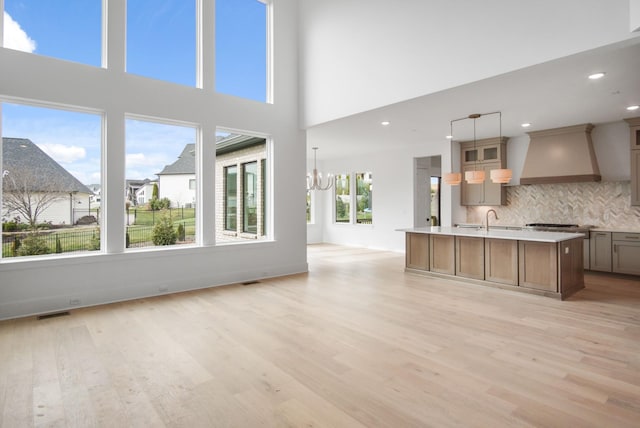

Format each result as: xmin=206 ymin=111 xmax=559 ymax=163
xmin=521 ymin=123 xmax=531 ymax=128
xmin=627 ymin=105 xmax=639 ymax=111
xmin=381 ymin=121 xmax=390 ymax=126
xmin=446 ymin=135 xmax=453 ymax=139
xmin=588 ymin=72 xmax=605 ymax=80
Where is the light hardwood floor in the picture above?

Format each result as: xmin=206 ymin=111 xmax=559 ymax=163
xmin=1 ymin=244 xmax=640 ymax=427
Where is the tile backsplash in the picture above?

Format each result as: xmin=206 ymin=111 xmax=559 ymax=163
xmin=467 ymin=181 xmax=640 ymax=229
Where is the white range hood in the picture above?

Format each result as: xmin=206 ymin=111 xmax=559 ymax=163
xmin=520 ymin=123 xmax=601 ymax=185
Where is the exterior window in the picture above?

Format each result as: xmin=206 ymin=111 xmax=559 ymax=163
xmin=215 ymin=0 xmax=269 ymax=102
xmin=127 ymin=0 xmax=196 ymax=86
xmin=243 ymin=161 xmax=258 ymax=234
xmin=215 ymin=131 xmax=267 ymax=243
xmin=335 ymin=174 xmax=350 ymax=223
xmin=224 ymin=166 xmax=237 ymax=231
xmin=3 ymin=1 xmax=102 ymax=67
xmin=2 ymin=102 xmax=102 ymax=258
xmin=356 ymin=172 xmax=373 ymax=224
xmin=125 ymin=118 xmax=197 ymax=248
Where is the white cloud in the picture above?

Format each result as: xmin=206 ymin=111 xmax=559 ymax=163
xmin=3 ymin=11 xmax=36 ymax=53
xmin=38 ymin=143 xmax=86 ymax=163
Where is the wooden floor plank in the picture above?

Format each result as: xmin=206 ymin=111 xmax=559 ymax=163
xmin=1 ymin=243 xmax=640 ymax=427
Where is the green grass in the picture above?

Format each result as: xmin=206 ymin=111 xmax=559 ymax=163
xmin=130 ymin=208 xmax=195 ymax=226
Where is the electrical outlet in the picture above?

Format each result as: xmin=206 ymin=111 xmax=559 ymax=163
xmin=69 ymin=299 xmax=81 ymax=306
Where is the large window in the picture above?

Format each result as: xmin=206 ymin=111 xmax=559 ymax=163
xmin=215 ymin=0 xmax=269 ymax=102
xmin=334 ymin=172 xmax=374 ymax=225
xmin=215 ymin=131 xmax=268 ymax=243
xmin=335 ymin=174 xmax=350 ymax=223
xmin=125 ymin=118 xmax=197 ymax=249
xmin=127 ymin=0 xmax=196 ymax=86
xmin=3 ymin=0 xmax=101 ymax=66
xmin=1 ymin=102 xmax=102 ymax=258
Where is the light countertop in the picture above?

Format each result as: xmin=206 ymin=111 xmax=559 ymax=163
xmin=398 ymin=226 xmax=585 ymax=243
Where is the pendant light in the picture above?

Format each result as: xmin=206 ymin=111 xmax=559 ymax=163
xmin=445 ymin=111 xmax=512 ymax=185
xmin=464 ymin=113 xmax=485 ymax=184
xmin=307 ymin=147 xmax=334 ymax=191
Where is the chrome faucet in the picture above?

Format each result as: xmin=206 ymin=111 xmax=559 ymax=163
xmin=486 ymin=209 xmax=498 ymax=231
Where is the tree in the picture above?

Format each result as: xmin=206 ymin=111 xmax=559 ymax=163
xmin=2 ymin=168 xmax=68 ymax=229
xmin=152 ymin=183 xmax=159 ymax=200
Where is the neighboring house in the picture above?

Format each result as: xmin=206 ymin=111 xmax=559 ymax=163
xmin=157 ymin=134 xmax=267 ymax=241
xmin=2 ymin=137 xmax=93 ymax=225
xmin=86 ymin=184 xmax=101 ymax=203
xmin=134 ymin=180 xmax=156 ymax=206
xmin=125 ymin=178 xmax=155 ymax=206
xmin=157 ymin=144 xmax=196 ymax=208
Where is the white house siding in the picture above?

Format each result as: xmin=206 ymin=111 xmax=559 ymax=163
xmin=215 ymin=143 xmax=266 ymax=243
xmin=159 ymin=175 xmax=196 ymax=208
xmin=135 ymin=182 xmax=157 ymax=205
xmin=2 ymin=192 xmax=92 ymax=225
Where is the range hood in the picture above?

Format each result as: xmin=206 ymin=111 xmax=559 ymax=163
xmin=520 ymin=123 xmax=601 ymax=185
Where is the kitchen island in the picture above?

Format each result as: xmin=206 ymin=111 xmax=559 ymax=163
xmin=400 ymin=227 xmax=585 ymax=299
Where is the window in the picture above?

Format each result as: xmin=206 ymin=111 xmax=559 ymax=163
xmin=215 ymin=131 xmax=268 ymax=243
xmin=215 ymin=0 xmax=269 ymax=102
xmin=3 ymin=0 xmax=102 ymax=66
xmin=125 ymin=118 xmax=197 ymax=248
xmin=224 ymin=166 xmax=237 ymax=231
xmin=243 ymin=162 xmax=258 ymax=233
xmin=356 ymin=172 xmax=373 ymax=224
xmin=335 ymin=174 xmax=350 ymax=223
xmin=127 ymin=0 xmax=196 ymax=86
xmin=1 ymin=102 xmax=102 ymax=258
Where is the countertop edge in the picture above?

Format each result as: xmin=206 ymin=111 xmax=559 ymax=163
xmin=397 ymin=227 xmax=585 ymax=243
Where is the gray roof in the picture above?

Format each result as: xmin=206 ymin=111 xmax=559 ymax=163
xmin=2 ymin=137 xmax=93 ymax=194
xmin=157 ymin=136 xmax=267 ymax=176
xmin=158 ymin=144 xmax=195 ymax=175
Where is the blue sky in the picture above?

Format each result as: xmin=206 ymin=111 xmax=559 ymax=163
xmin=2 ymin=0 xmax=266 ymax=183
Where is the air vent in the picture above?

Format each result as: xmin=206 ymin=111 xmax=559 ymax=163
xmin=37 ymin=311 xmax=70 ymax=320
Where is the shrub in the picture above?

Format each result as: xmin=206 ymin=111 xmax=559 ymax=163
xmin=2 ymin=222 xmax=18 ymax=232
xmin=148 ymin=197 xmax=170 ymax=211
xmin=17 ymin=233 xmax=50 ymax=256
xmin=12 ymin=237 xmax=21 ymax=256
xmin=152 ymin=214 xmax=177 ymax=246
xmin=177 ymin=223 xmax=185 ymax=241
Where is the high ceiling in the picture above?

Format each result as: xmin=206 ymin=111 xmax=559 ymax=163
xmin=306 ymin=37 xmax=640 ymax=160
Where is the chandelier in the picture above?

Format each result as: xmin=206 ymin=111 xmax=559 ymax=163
xmin=307 ymin=147 xmax=334 ymax=191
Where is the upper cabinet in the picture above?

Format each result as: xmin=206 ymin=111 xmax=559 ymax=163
xmin=625 ymin=117 xmax=640 ymax=206
xmin=460 ymin=137 xmax=508 ymax=206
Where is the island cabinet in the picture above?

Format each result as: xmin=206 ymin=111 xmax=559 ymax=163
xmin=455 ymin=236 xmax=484 ymax=279
xmin=406 ymin=233 xmax=429 ymax=270
xmin=518 ymin=241 xmax=558 ymax=292
xmin=401 ymin=227 xmax=585 ymax=299
xmin=429 ymin=235 xmax=455 ymax=275
xmin=485 ymin=239 xmax=518 ymax=285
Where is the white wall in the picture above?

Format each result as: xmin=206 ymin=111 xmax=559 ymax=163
xmin=299 ymin=0 xmax=633 ymax=128
xmin=307 ymin=141 xmax=458 ymax=252
xmin=0 ymin=0 xmax=306 ymax=320
xmin=159 ymin=174 xmax=196 ymax=208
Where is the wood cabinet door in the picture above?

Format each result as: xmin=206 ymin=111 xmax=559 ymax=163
xmin=482 ymin=162 xmax=506 ymax=206
xmin=456 ymin=236 xmax=485 ymax=279
xmin=430 ymin=235 xmax=455 ymax=275
xmin=612 ymin=238 xmax=640 ymax=275
xmin=589 ymin=232 xmax=612 ymax=272
xmin=461 ymin=165 xmax=484 ymax=206
xmin=406 ymin=233 xmax=429 ymax=270
xmin=485 ymin=239 xmax=518 ymax=285
xmin=518 ymin=241 xmax=558 ymax=292
xmin=631 ymin=150 xmax=640 ymax=206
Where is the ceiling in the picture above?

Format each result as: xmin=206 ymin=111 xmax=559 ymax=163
xmin=306 ymin=37 xmax=640 ymax=160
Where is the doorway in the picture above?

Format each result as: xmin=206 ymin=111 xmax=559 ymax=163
xmin=414 ymin=156 xmax=441 ymax=228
